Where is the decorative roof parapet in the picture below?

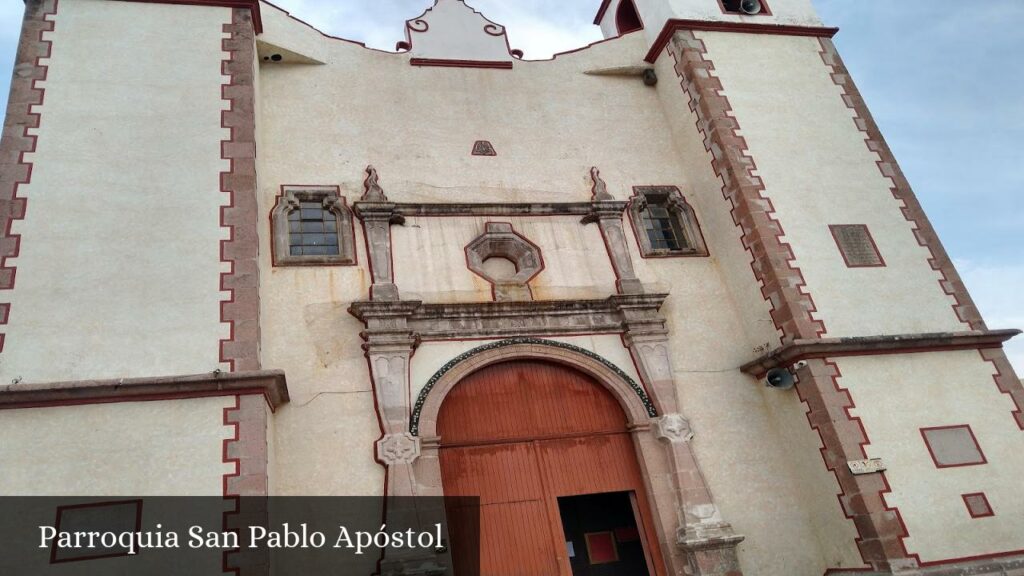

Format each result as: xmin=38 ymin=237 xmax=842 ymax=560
xmin=401 ymin=0 xmax=516 ymax=65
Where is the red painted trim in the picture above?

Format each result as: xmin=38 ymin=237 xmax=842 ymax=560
xmin=980 ymin=348 xmax=1024 ymax=430
xmin=818 ymin=38 xmax=984 ymax=333
xmin=829 ymin=224 xmax=886 ymax=268
xmin=222 ymin=395 xmax=241 ymax=576
xmin=914 ymin=549 xmax=1024 ymax=568
xmin=269 ymin=185 xmax=359 ymax=268
xmin=615 ymin=0 xmax=645 ymax=35
xmin=794 ymin=360 xmax=907 ymax=569
xmin=920 ymin=425 xmax=988 ymax=469
xmin=0 ymin=0 xmax=58 ymax=354
xmin=117 ymin=0 xmax=261 ymax=33
xmin=50 ymin=499 xmax=144 ymax=564
xmin=410 ymin=58 xmax=513 ymax=70
xmin=219 ymin=10 xmax=261 ymax=373
xmin=717 ymin=0 xmax=773 ymax=17
xmin=645 ymin=19 xmax=839 ymax=63
xmin=471 ymin=140 xmax=497 ymax=157
xmin=594 ymin=0 xmax=613 ymax=25
xmin=961 ymin=492 xmax=994 ymax=519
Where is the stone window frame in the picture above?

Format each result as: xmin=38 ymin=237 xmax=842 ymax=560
xmin=627 ymin=186 xmax=708 ymax=258
xmin=271 ymin=185 xmax=356 ymax=267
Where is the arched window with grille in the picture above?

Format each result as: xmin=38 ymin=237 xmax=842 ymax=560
xmin=271 ymin=185 xmax=356 ymax=266
xmin=628 ymin=186 xmax=708 ymax=258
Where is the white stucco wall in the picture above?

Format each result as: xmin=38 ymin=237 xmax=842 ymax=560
xmin=840 ymin=351 xmax=1024 ymax=562
xmin=253 ymin=16 xmax=850 ymax=572
xmin=0 ymin=396 xmax=233 ymax=495
xmin=698 ymin=31 xmax=966 ymax=338
xmin=1 ymin=0 xmax=233 ymax=383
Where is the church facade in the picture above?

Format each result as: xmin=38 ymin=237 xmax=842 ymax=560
xmin=0 ymin=0 xmax=1022 ymax=574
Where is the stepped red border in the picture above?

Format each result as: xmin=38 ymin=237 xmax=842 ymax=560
xmin=819 ymin=36 xmax=1024 ymax=432
xmin=665 ymin=29 xmax=913 ymax=570
xmin=220 ymin=8 xmax=261 ymax=373
xmin=0 ymin=0 xmax=58 ymax=354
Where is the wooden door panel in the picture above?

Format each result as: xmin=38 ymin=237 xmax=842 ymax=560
xmin=438 ymin=360 xmax=627 ymax=445
xmin=477 ymin=501 xmax=560 ymax=576
xmin=437 ymin=360 xmax=665 ymax=576
xmin=537 ymin=434 xmax=642 ymax=496
xmin=440 ymin=442 xmax=543 ymax=505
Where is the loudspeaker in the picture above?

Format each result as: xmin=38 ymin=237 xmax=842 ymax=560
xmin=740 ymin=0 xmax=763 ymax=15
xmin=765 ymin=368 xmax=795 ymax=390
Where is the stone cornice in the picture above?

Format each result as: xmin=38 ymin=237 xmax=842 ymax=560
xmin=0 ymin=370 xmax=289 ymax=411
xmin=741 ymin=329 xmax=1021 ymax=377
xmin=349 ymin=294 xmax=669 ymax=342
xmin=358 ymin=202 xmax=626 ymax=219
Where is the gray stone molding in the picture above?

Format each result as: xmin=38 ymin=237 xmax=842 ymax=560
xmin=582 ymin=168 xmax=644 ymax=294
xmin=628 ymin=186 xmax=709 ymax=258
xmin=349 ymin=293 xmax=670 ymax=343
xmin=271 ymin=186 xmax=356 ymax=267
xmin=465 ymin=222 xmax=544 ymax=301
xmin=353 ymin=166 xmax=404 ymax=301
xmin=386 ymin=202 xmax=599 ymax=217
xmin=410 ymin=337 xmax=657 ymax=435
xmin=349 ymin=294 xmax=743 ymax=572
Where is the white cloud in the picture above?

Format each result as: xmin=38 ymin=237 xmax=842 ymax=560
xmin=266 ymin=0 xmax=603 ymax=59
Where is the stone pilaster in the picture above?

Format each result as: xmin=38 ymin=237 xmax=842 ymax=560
xmin=582 ymin=168 xmax=643 ymax=295
xmin=611 ymin=295 xmax=744 ymax=571
xmin=354 ymin=166 xmax=404 ymax=301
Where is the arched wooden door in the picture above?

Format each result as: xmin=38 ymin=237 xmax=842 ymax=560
xmin=438 ymin=360 xmax=665 ymax=576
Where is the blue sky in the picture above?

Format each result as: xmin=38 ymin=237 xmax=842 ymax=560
xmin=0 ymin=0 xmax=1019 ymax=369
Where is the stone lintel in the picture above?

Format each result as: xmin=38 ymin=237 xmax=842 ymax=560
xmin=349 ymin=295 xmax=669 ymax=341
xmin=389 ymin=201 xmax=623 ymax=218
xmin=741 ymin=329 xmax=1021 ymax=377
xmin=0 ymin=370 xmax=289 ymax=411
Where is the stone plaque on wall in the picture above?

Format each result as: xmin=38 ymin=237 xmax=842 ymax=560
xmin=829 ymin=224 xmax=885 ymax=268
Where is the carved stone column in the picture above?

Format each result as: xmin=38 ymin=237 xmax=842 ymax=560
xmin=350 ymin=300 xmax=422 ymax=496
xmin=612 ymin=295 xmax=745 ymax=572
xmin=353 ymin=166 xmax=404 ymax=301
xmin=582 ymin=167 xmax=644 ymax=295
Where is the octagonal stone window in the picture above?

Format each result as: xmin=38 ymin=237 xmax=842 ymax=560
xmin=465 ymin=222 xmax=544 ymax=301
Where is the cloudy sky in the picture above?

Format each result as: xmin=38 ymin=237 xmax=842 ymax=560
xmin=0 ymin=0 xmax=1019 ymax=369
